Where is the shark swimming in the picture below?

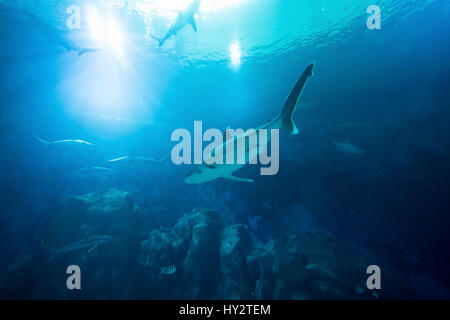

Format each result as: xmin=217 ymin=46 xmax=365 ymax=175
xmin=184 ymin=62 xmax=315 ymax=184
xmin=44 ymin=235 xmax=113 ymax=261
xmin=150 ymin=0 xmax=201 ymax=47
xmin=35 ymin=135 xmax=95 ymax=147
xmin=22 ymin=10 xmax=100 ymax=56
xmin=334 ymin=142 xmax=366 ymax=154
xmin=67 ymin=166 xmax=115 ymax=178
xmin=106 ymin=155 xmax=169 ymax=168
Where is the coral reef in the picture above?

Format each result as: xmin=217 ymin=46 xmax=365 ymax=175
xmin=0 ymin=189 xmax=415 ymax=299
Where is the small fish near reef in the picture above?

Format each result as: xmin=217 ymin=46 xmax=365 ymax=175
xmin=159 ymin=264 xmax=177 ymax=278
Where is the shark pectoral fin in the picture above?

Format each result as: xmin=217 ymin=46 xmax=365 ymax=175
xmin=189 ymin=18 xmax=198 ymax=32
xmin=88 ymin=243 xmax=98 ymax=254
xmin=224 ymin=174 xmax=253 ymax=183
xmin=78 ymin=48 xmax=100 ymax=56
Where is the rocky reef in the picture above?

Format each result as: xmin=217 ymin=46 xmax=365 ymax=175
xmin=0 ymin=189 xmax=415 ymax=299
xmin=139 ymin=208 xmax=413 ymax=299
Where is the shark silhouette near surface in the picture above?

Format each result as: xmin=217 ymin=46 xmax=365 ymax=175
xmin=184 ymin=62 xmax=315 ymax=184
xmin=150 ymin=0 xmax=201 ymax=47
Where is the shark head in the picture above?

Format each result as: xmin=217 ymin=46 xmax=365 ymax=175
xmin=184 ymin=165 xmax=217 ymax=184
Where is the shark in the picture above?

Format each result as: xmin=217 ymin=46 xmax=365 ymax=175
xmin=22 ymin=10 xmax=100 ymax=56
xmin=150 ymin=0 xmax=201 ymax=47
xmin=68 ymin=166 xmax=115 ymax=178
xmin=334 ymin=142 xmax=366 ymax=154
xmin=106 ymin=155 xmax=169 ymax=168
xmin=34 ymin=134 xmax=95 ymax=147
xmin=184 ymin=62 xmax=315 ymax=184
xmin=44 ymin=235 xmax=113 ymax=261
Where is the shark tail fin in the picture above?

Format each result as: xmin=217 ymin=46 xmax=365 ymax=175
xmin=278 ymin=61 xmax=315 ymax=135
xmin=150 ymin=34 xmax=164 ymax=47
xmin=34 ymin=134 xmax=50 ymax=145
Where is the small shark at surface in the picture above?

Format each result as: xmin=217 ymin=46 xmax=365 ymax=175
xmin=44 ymin=235 xmax=113 ymax=261
xmin=150 ymin=0 xmax=201 ymax=47
xmin=21 ymin=10 xmax=100 ymax=56
xmin=35 ymin=134 xmax=95 ymax=147
xmin=184 ymin=62 xmax=315 ymax=184
xmin=334 ymin=142 xmax=366 ymax=154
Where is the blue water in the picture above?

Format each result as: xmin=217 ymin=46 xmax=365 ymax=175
xmin=0 ymin=0 xmax=449 ymax=299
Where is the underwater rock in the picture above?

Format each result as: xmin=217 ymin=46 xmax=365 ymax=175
xmin=138 ymin=208 xmax=415 ymax=299
xmin=180 ymin=209 xmax=222 ymax=298
xmin=139 ymin=208 xmax=223 ymax=299
xmin=6 ymin=253 xmax=33 ymax=273
xmin=247 ymin=240 xmax=277 ymax=299
xmin=0 ymin=253 xmax=36 ymax=299
xmin=34 ymin=188 xmax=141 ymax=298
xmin=271 ymin=233 xmax=415 ymax=299
xmin=44 ymin=188 xmax=136 ymax=246
xmin=6 ymin=200 xmax=416 ymax=299
xmin=218 ymin=224 xmax=253 ymax=299
xmin=70 ymin=188 xmax=136 ymax=224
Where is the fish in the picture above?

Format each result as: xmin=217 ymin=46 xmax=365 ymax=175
xmin=43 ymin=235 xmax=113 ymax=261
xmin=34 ymin=134 xmax=95 ymax=147
xmin=159 ymin=264 xmax=177 ymax=277
xmin=333 ymin=142 xmax=366 ymax=154
xmin=21 ymin=10 xmax=100 ymax=56
xmin=184 ymin=62 xmax=315 ymax=184
xmin=150 ymin=0 xmax=201 ymax=47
